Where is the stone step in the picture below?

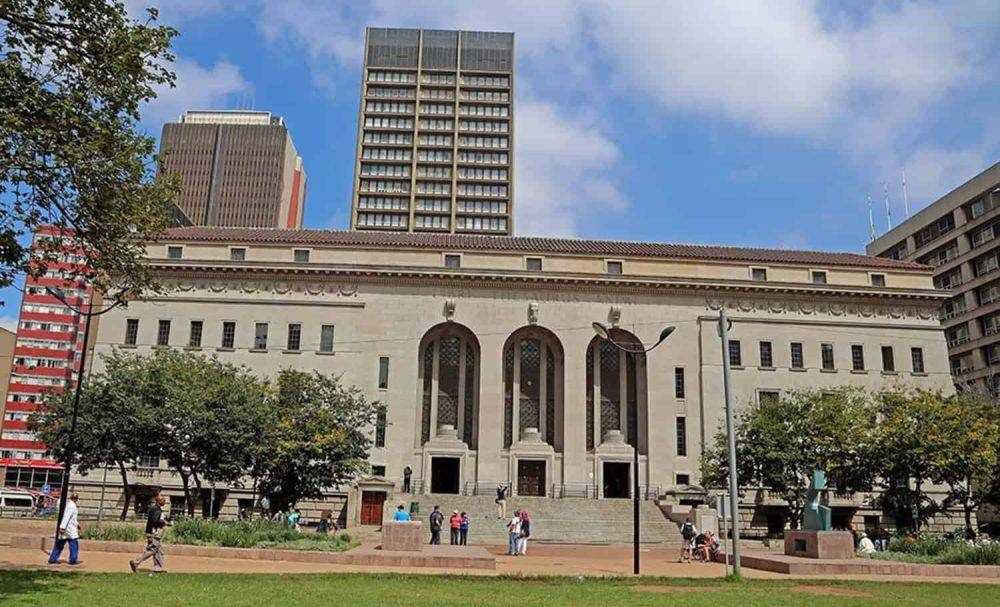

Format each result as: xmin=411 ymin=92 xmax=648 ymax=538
xmin=390 ymin=493 xmax=685 ymax=546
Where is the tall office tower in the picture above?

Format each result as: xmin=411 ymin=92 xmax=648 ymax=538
xmin=158 ymin=110 xmax=307 ymax=229
xmin=1 ymin=227 xmax=92 ymax=490
xmin=868 ymin=162 xmax=1000 ymax=392
xmin=351 ymin=28 xmax=514 ymax=235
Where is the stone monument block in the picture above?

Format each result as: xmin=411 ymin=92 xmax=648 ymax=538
xmin=382 ymin=521 xmax=423 ymax=552
xmin=784 ymin=530 xmax=855 ymax=559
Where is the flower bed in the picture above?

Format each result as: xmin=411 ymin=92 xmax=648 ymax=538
xmin=872 ymin=534 xmax=1000 ymax=566
xmin=83 ymin=519 xmax=356 ymax=552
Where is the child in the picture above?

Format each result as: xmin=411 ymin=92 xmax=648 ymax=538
xmin=459 ymin=511 xmax=470 ymax=545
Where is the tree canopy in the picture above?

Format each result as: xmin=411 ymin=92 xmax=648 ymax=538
xmin=0 ymin=0 xmax=179 ymax=297
xmin=29 ymin=349 xmax=383 ymax=518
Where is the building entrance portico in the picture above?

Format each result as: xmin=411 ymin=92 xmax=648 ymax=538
xmin=430 ymin=456 xmax=461 ymax=494
xmin=602 ymin=461 xmax=631 ymax=499
xmin=517 ymin=460 xmax=546 ymax=497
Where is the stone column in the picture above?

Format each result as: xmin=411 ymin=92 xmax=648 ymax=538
xmin=561 ymin=331 xmax=592 ymax=486
xmin=475 ymin=331 xmax=506 ymax=483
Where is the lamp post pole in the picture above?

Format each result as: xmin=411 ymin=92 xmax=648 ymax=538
xmin=592 ymin=322 xmax=674 ymax=577
xmin=717 ymin=309 xmax=742 ymax=577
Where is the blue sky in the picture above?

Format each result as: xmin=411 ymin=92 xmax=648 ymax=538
xmin=2 ymin=0 xmax=999 ymax=326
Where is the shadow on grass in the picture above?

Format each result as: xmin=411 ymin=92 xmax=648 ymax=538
xmin=0 ymin=569 xmax=77 ymax=603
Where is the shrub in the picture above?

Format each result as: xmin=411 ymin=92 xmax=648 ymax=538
xmin=81 ymin=524 xmax=144 ymax=542
xmin=164 ymin=517 xmax=353 ymax=552
xmin=937 ymin=543 xmax=1000 ymax=566
xmin=874 ymin=538 xmax=1000 ymax=566
xmin=888 ymin=533 xmax=952 ymax=556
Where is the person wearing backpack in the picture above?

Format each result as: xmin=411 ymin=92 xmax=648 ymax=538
xmin=679 ymin=518 xmax=697 ymax=563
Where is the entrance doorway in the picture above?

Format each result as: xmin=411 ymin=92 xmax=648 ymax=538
xmin=603 ymin=462 xmax=631 ymax=498
xmin=360 ymin=490 xmax=386 ymax=525
xmin=517 ymin=460 xmax=546 ymax=497
xmin=430 ymin=457 xmax=460 ymax=494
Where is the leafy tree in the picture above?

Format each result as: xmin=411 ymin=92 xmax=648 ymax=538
xmin=253 ymin=370 xmax=384 ymax=514
xmin=0 ymin=0 xmax=179 ymax=296
xmin=872 ymin=389 xmax=950 ymax=531
xmin=929 ymin=393 xmax=1000 ymax=537
xmin=28 ymin=350 xmax=159 ymax=519
xmin=701 ymin=388 xmax=877 ymax=528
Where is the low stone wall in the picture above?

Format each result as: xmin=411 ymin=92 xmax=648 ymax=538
xmin=12 ymin=534 xmax=495 ymax=570
xmin=714 ymin=551 xmax=1000 ymax=578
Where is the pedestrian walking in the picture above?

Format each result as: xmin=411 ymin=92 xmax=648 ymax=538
xmin=402 ymin=465 xmax=412 ymax=493
xmin=47 ymin=493 xmax=81 ymax=565
xmin=429 ymin=505 xmax=444 ymax=545
xmin=679 ymin=517 xmax=697 ymax=562
xmin=459 ymin=511 xmax=470 ymax=545
xmin=495 ymin=483 xmax=508 ymax=519
xmin=130 ymin=494 xmax=168 ymax=574
xmin=517 ymin=510 xmax=531 ymax=555
xmin=506 ymin=510 xmax=522 ymax=556
xmin=449 ymin=510 xmax=461 ymax=544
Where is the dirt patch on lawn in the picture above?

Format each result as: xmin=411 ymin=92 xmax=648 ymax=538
xmin=790 ymin=585 xmax=874 ymax=597
xmin=633 ymin=585 xmax=721 ymax=594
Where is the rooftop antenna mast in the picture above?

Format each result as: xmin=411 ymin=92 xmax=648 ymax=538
xmin=868 ymin=194 xmax=877 ymax=242
xmin=883 ymin=182 xmax=893 ymax=229
xmin=902 ymin=169 xmax=910 ymax=218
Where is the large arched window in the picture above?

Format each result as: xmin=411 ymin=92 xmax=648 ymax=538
xmin=503 ymin=326 xmax=564 ymax=450
xmin=418 ymin=323 xmax=479 ymax=448
xmin=585 ymin=329 xmax=647 ymax=452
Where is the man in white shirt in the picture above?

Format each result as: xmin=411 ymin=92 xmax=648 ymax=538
xmin=48 ymin=493 xmax=82 ymax=565
xmin=506 ymin=510 xmax=522 ymax=556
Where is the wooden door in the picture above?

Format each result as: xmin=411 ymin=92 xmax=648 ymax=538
xmin=360 ymin=491 xmax=386 ymax=525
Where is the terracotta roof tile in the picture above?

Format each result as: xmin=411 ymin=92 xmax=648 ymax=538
xmin=159 ymin=227 xmax=928 ymax=271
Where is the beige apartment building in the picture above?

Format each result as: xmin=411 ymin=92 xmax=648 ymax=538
xmin=64 ymin=227 xmax=958 ymax=532
xmin=868 ymin=162 xmax=1000 ymax=392
xmin=350 ymin=28 xmax=515 ymax=235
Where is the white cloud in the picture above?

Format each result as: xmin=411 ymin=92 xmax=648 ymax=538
xmin=515 ymin=102 xmax=624 ymax=236
xmin=142 ymin=59 xmax=251 ymax=129
xmin=0 ymin=314 xmax=17 ymax=333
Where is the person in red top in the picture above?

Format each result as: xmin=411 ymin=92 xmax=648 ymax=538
xmin=449 ymin=511 xmax=462 ymax=545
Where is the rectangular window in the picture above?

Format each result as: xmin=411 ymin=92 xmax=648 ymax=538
xmin=606 ymin=260 xmax=623 ymax=275
xmin=293 ymin=249 xmax=310 ymax=263
xmin=375 ymin=409 xmax=387 ymax=448
xmin=821 ymin=343 xmax=835 ymax=370
xmin=676 ymin=473 xmax=691 ymax=486
xmin=759 ymin=390 xmax=780 ymax=406
xmin=230 ymin=248 xmax=246 ymax=261
xmin=254 ymin=323 xmax=268 ymax=350
xmin=911 ymin=347 xmax=925 ymax=373
xmin=189 ymin=320 xmax=203 ymax=347
xmin=759 ymin=341 xmax=773 ymax=367
xmin=676 ymin=416 xmax=687 ymax=457
xmin=378 ymin=356 xmax=390 ymax=389
xmin=221 ymin=321 xmax=236 ymax=349
xmin=881 ymin=345 xmax=895 ymax=372
xmin=851 ymin=345 xmax=865 ymax=371
xmin=167 ymin=246 xmax=182 ymax=260
xmin=728 ymin=340 xmax=742 ymax=367
xmin=811 ymin=270 xmax=827 ymax=284
xmin=751 ymin=267 xmax=767 ymax=281
xmin=156 ymin=320 xmax=171 ymax=346
xmin=444 ymin=254 xmax=461 ymax=268
xmin=870 ymin=273 xmax=886 ymax=287
xmin=371 ymin=465 xmax=387 ymax=477
xmin=124 ymin=319 xmax=139 ymax=346
xmin=526 ymin=257 xmax=542 ymax=271
xmin=790 ymin=342 xmax=804 ymax=369
xmin=674 ymin=367 xmax=685 ymax=399
xmin=286 ymin=323 xmax=301 ymax=351
xmin=320 ymin=324 xmax=335 ymax=353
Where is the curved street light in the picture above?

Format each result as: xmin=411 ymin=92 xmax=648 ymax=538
xmin=592 ymin=322 xmax=674 ymax=575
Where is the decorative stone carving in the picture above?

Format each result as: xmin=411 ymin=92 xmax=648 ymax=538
xmin=527 ymin=302 xmax=539 ymax=325
xmin=703 ymin=298 xmax=940 ymax=322
xmin=608 ymin=305 xmax=621 ymax=326
xmin=443 ymin=299 xmax=456 ymax=320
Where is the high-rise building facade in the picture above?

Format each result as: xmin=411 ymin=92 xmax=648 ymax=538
xmin=350 ymin=28 xmax=515 ymax=235
xmin=158 ymin=110 xmax=307 ymax=229
xmin=868 ymin=162 xmax=1000 ymax=392
xmin=1 ymin=226 xmax=93 ymax=491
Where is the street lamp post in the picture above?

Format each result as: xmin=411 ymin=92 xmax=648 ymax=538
xmin=592 ymin=322 xmax=674 ymax=576
xmin=717 ymin=309 xmax=742 ymax=577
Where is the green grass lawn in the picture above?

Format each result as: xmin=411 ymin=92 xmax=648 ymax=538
xmin=1 ymin=572 xmax=998 ymax=607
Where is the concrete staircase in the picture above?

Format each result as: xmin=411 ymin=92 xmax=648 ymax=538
xmin=387 ymin=494 xmax=684 ymax=547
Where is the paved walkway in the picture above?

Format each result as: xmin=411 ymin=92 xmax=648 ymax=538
xmin=3 ymin=543 xmax=1000 ymax=583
